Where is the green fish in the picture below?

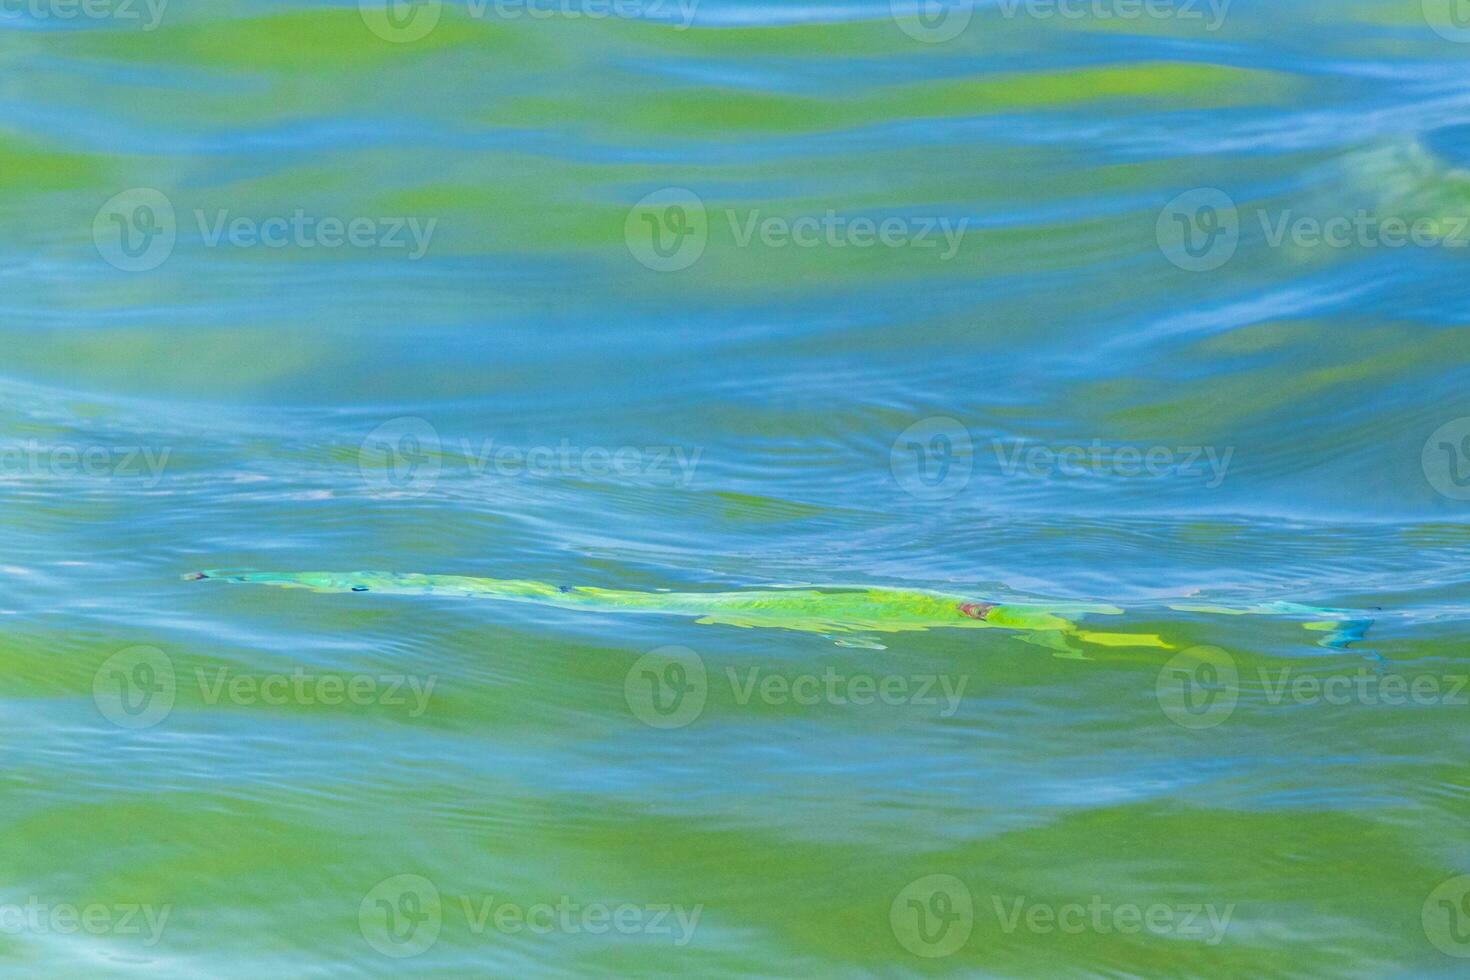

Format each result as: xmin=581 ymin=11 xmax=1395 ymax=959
xmin=186 ymin=570 xmax=1373 ymax=654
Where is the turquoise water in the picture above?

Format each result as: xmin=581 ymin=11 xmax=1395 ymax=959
xmin=3 ymin=1 xmax=1470 ymax=975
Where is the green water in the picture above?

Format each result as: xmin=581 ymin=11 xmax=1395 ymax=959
xmin=1 ymin=0 xmax=1469 ymax=976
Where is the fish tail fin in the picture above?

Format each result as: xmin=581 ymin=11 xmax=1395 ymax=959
xmin=1307 ymin=616 xmax=1375 ymax=649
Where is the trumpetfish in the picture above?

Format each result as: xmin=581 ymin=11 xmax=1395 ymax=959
xmin=186 ymin=570 xmax=1374 ymax=654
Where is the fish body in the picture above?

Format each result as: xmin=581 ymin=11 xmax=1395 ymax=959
xmin=190 ymin=570 xmax=1076 ymax=632
xmin=188 ymin=570 xmax=1370 ymax=651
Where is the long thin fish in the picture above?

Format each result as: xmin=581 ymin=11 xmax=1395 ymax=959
xmin=187 ymin=570 xmax=1374 ymax=653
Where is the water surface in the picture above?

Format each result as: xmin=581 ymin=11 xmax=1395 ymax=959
xmin=2 ymin=1 xmax=1470 ymax=975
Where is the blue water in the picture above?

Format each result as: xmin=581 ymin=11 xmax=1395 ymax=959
xmin=1 ymin=1 xmax=1469 ymax=975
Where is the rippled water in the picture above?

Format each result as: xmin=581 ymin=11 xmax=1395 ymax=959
xmin=4 ymin=1 xmax=1470 ymax=975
